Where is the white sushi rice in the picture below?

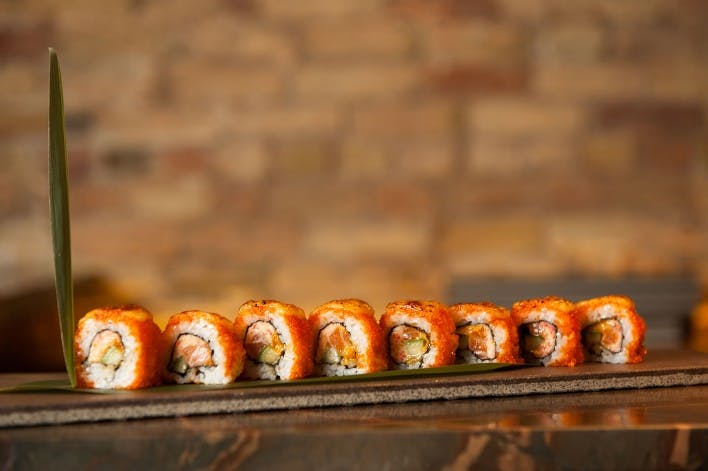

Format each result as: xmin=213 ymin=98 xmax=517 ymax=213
xmin=518 ymin=308 xmax=569 ymax=367
xmin=240 ymin=312 xmax=294 ymax=380
xmin=76 ymin=318 xmax=140 ymax=389
xmin=385 ymin=312 xmax=436 ymax=369
xmin=313 ymin=311 xmax=370 ymax=376
xmin=580 ymin=304 xmax=634 ymax=364
xmin=455 ymin=311 xmax=509 ymax=364
xmin=164 ymin=318 xmax=232 ymax=385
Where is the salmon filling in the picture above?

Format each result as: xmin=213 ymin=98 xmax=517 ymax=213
xmin=456 ymin=323 xmax=496 ymax=360
xmin=389 ymin=324 xmax=430 ymax=367
xmin=87 ymin=330 xmax=125 ymax=368
xmin=316 ymin=323 xmax=357 ymax=368
xmin=583 ymin=318 xmax=623 ymax=354
xmin=170 ymin=333 xmax=215 ymax=375
xmin=520 ymin=321 xmax=557 ymax=360
xmin=244 ymin=320 xmax=285 ymax=365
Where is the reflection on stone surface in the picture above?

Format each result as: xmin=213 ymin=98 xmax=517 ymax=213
xmin=1 ymin=386 xmax=707 ymax=470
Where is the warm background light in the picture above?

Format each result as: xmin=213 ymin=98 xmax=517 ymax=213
xmin=0 ymin=0 xmax=706 ymax=340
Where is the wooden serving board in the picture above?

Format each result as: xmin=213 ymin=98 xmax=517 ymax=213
xmin=1 ymin=349 xmax=706 ymax=428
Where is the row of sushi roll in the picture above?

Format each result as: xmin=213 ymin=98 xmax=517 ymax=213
xmin=74 ymin=295 xmax=646 ymax=389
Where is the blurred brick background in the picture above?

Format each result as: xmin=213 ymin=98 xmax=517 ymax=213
xmin=1 ymin=0 xmax=707 ymax=325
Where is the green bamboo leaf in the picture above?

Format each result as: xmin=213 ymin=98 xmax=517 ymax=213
xmin=1 ymin=363 xmax=523 ymax=394
xmin=48 ymin=48 xmax=75 ymax=387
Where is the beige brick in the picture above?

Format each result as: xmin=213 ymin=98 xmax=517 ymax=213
xmin=495 ymin=0 xmax=545 ymax=22
xmin=583 ymin=129 xmax=637 ymax=175
xmin=534 ymin=22 xmax=606 ymax=65
xmin=303 ymin=19 xmax=412 ymax=60
xmin=0 ymin=216 xmax=52 ymax=293
xmin=225 ymin=106 xmax=341 ymax=137
xmin=212 ymin=139 xmax=269 ymax=183
xmin=294 ymin=63 xmax=419 ymax=103
xmin=340 ymin=138 xmax=454 ymax=180
xmin=0 ymin=62 xmax=46 ymax=110
xmin=302 ymin=217 xmax=432 ymax=262
xmin=351 ymin=101 xmax=453 ymax=139
xmin=423 ymin=21 xmax=525 ymax=68
xmin=467 ymin=99 xmax=583 ymax=176
xmin=470 ymin=99 xmax=585 ymax=136
xmin=593 ymin=0 xmax=676 ymax=26
xmin=547 ymin=214 xmax=698 ymax=275
xmin=62 ymin=55 xmax=156 ymax=112
xmin=469 ymin=136 xmax=577 ymax=176
xmin=424 ymin=64 xmax=529 ymax=95
xmin=94 ymin=107 xmax=220 ymax=148
xmin=445 ymin=253 xmax=562 ymax=279
xmin=270 ymin=139 xmax=332 ymax=178
xmin=534 ymin=64 xmax=705 ymax=102
xmin=186 ymin=15 xmax=296 ymax=66
xmin=170 ymin=60 xmax=284 ymax=107
xmin=390 ymin=0 xmax=502 ymax=22
xmin=127 ymin=176 xmax=213 ymax=220
xmin=338 ymin=141 xmax=389 ymax=180
xmin=258 ymin=0 xmax=384 ymax=19
xmin=441 ymin=217 xmax=543 ymax=255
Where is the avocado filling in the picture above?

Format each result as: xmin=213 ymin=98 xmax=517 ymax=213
xmin=87 ymin=330 xmax=125 ymax=368
xmin=244 ymin=321 xmax=285 ymax=365
xmin=389 ymin=324 xmax=430 ymax=367
xmin=519 ymin=321 xmax=557 ymax=361
xmin=456 ymin=323 xmax=496 ymax=360
xmin=170 ymin=333 xmax=215 ymax=376
xmin=583 ymin=318 xmax=623 ymax=354
xmin=316 ymin=323 xmax=357 ymax=368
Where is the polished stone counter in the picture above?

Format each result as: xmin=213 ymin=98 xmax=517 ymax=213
xmin=1 ymin=384 xmax=707 ymax=470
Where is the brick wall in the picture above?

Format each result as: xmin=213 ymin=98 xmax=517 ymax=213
xmin=1 ymin=0 xmax=706 ymax=323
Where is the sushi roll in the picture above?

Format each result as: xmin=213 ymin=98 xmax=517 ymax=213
xmin=449 ymin=302 xmax=522 ymax=364
xmin=572 ymin=295 xmax=647 ymax=364
xmin=512 ymin=296 xmax=584 ymax=367
xmin=163 ymin=310 xmax=245 ymax=385
xmin=309 ymin=299 xmax=387 ymax=376
xmin=74 ymin=305 xmax=162 ymax=390
xmin=380 ymin=300 xmax=457 ymax=369
xmin=235 ymin=300 xmax=313 ymax=380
